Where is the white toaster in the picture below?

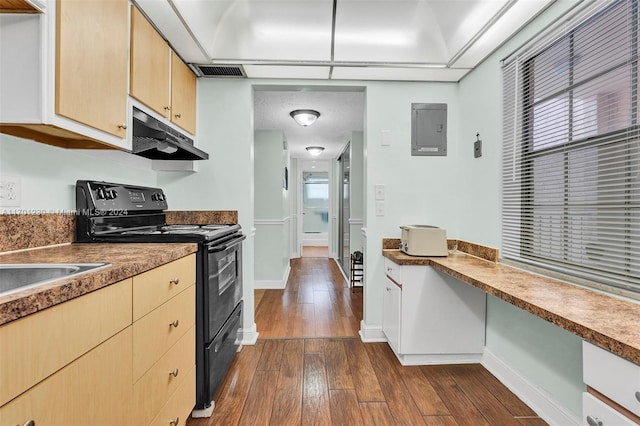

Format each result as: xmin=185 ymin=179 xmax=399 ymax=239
xmin=400 ymin=225 xmax=448 ymax=256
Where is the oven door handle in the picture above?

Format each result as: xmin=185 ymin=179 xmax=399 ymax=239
xmin=208 ymin=234 xmax=246 ymax=253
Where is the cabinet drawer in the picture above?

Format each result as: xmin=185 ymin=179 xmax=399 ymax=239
xmin=583 ymin=341 xmax=640 ymax=417
xmin=384 ymin=258 xmax=402 ymax=284
xmin=583 ymin=392 xmax=636 ymax=426
xmin=149 ymin=364 xmax=196 ymax=426
xmin=133 ymin=254 xmax=195 ymax=321
xmin=0 ymin=327 xmax=134 ymax=426
xmin=133 ymin=284 xmax=195 ymax=381
xmin=0 ymin=278 xmax=132 ymax=406
xmin=134 ymin=325 xmax=195 ymax=425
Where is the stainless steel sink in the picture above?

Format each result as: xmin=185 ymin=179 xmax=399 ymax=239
xmin=0 ymin=263 xmax=110 ymax=296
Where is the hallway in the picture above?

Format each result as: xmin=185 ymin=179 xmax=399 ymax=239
xmin=254 ymin=257 xmax=362 ymax=338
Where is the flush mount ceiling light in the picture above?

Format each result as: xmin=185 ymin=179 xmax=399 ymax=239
xmin=290 ymin=109 xmax=320 ymax=126
xmin=306 ymin=146 xmax=324 ymax=156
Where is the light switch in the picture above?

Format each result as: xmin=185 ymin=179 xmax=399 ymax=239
xmin=374 ymin=184 xmax=385 ymax=200
xmin=381 ymin=130 xmax=392 ymax=146
xmin=376 ymin=201 xmax=385 ymax=216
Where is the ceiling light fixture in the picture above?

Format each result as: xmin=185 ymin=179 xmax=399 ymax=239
xmin=290 ymin=109 xmax=320 ymax=126
xmin=306 ymin=146 xmax=324 ymax=156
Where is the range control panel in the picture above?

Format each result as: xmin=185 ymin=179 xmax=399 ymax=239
xmin=76 ymin=180 xmax=168 ymax=213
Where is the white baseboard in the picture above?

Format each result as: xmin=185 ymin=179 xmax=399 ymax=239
xmin=254 ymin=264 xmax=291 ymax=290
xmin=395 ymin=352 xmax=483 ymax=366
xmin=359 ymin=320 xmax=387 ymax=342
xmin=239 ymin=322 xmax=259 ymax=345
xmin=481 ymin=348 xmax=580 ymax=426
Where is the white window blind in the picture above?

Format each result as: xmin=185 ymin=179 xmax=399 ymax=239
xmin=502 ymin=0 xmax=640 ymax=292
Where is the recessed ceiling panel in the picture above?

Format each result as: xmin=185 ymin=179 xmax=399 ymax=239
xmin=334 ymin=0 xmax=450 ymax=63
xmin=244 ymin=66 xmax=331 ymax=79
xmin=452 ymin=0 xmax=555 ymax=68
xmin=176 ymin=0 xmax=334 ymax=62
xmin=331 ymin=66 xmax=470 ymax=82
xmin=428 ymin=0 xmax=509 ymax=59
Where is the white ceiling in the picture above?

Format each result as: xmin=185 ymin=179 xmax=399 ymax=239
xmin=254 ymin=89 xmax=364 ymax=159
xmin=134 ymin=0 xmax=560 ymax=159
xmin=135 ymin=0 xmax=557 ymax=82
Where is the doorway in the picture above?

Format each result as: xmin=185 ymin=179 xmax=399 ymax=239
xmin=299 ymin=162 xmax=331 ymax=258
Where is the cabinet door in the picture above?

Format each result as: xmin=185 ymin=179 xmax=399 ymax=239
xmin=130 ymin=5 xmax=171 ymax=118
xmin=170 ymin=51 xmax=197 ymax=135
xmin=0 ymin=327 xmax=134 ymax=426
xmin=56 ymin=0 xmax=128 ymax=138
xmin=382 ymin=276 xmax=401 ymax=353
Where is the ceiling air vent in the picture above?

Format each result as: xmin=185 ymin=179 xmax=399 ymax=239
xmin=193 ymin=64 xmax=246 ymax=78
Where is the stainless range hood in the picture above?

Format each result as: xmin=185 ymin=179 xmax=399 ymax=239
xmin=132 ymin=107 xmax=209 ymax=161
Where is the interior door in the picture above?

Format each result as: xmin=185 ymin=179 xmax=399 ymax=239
xmin=338 ymin=144 xmax=351 ymax=277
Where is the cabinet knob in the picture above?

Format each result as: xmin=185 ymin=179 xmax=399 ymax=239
xmin=169 ymin=319 xmax=180 ymax=328
xmin=170 ymin=277 xmax=180 ymax=285
xmin=586 ymin=415 xmax=603 ymax=426
xmin=164 ymin=106 xmax=171 ymax=111
xmin=23 ymin=421 xmax=35 ymax=426
xmin=174 ymin=113 xmax=182 ymax=119
xmin=118 ymin=123 xmax=127 ymax=130
xmin=169 ymin=417 xmax=179 ymax=426
xmin=169 ymin=368 xmax=179 ymax=377
xmin=387 ymin=267 xmax=392 ymax=272
xmin=386 ymin=287 xmax=391 ymax=292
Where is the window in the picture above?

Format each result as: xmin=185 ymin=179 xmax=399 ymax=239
xmin=502 ymin=0 xmax=640 ymax=293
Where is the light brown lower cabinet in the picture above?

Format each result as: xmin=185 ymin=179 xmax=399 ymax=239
xmin=0 ymin=327 xmax=135 ymax=425
xmin=0 ymin=255 xmax=197 ymax=426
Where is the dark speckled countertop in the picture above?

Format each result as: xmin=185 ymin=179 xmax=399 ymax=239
xmin=0 ymin=243 xmax=197 ymax=326
xmin=383 ymin=247 xmax=640 ymax=365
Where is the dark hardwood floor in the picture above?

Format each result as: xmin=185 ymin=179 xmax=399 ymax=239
xmin=187 ymin=257 xmax=546 ymax=425
xmin=254 ymin=257 xmax=362 ymax=338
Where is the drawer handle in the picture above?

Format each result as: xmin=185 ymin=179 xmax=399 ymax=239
xmin=169 ymin=319 xmax=180 ymax=328
xmin=169 ymin=417 xmax=179 ymax=426
xmin=23 ymin=421 xmax=35 ymax=426
xmin=170 ymin=277 xmax=180 ymax=285
xmin=586 ymin=415 xmax=603 ymax=426
xmin=386 ymin=267 xmax=392 ymax=272
xmin=636 ymin=391 xmax=640 ymax=403
xmin=385 ymin=287 xmax=391 ymax=292
xmin=169 ymin=368 xmax=179 ymax=377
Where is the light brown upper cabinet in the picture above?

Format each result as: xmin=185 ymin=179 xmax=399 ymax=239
xmin=170 ymin=51 xmax=197 ymax=135
xmin=130 ymin=6 xmax=170 ymax=119
xmin=0 ymin=0 xmax=129 ymax=149
xmin=130 ymin=6 xmax=197 ymax=135
xmin=56 ymin=0 xmax=128 ymax=139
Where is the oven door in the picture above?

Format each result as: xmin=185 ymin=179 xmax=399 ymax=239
xmin=205 ymin=233 xmax=245 ymax=342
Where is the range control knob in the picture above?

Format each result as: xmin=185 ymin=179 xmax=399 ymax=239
xmin=152 ymin=192 xmax=165 ymax=202
xmin=110 ymin=189 xmax=118 ymax=199
xmin=96 ymin=188 xmax=106 ymax=199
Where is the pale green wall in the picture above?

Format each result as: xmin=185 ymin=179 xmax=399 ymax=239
xmin=254 ymin=129 xmax=290 ymax=281
xmin=0 ymin=134 xmax=157 ymax=212
xmin=254 ymin=130 xmax=286 ymax=220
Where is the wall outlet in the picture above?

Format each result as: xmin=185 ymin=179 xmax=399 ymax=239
xmin=374 ymin=184 xmax=385 ymax=200
xmin=375 ymin=201 xmax=385 ymax=216
xmin=0 ymin=175 xmax=21 ymax=207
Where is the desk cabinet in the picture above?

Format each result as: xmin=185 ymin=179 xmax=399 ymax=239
xmin=382 ymin=258 xmax=486 ymax=365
